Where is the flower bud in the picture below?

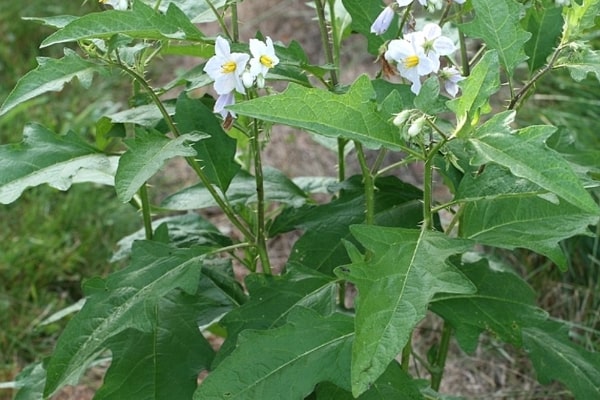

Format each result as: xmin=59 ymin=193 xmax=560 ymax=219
xmin=242 ymin=69 xmax=255 ymax=89
xmin=407 ymin=116 xmax=426 ymax=137
xmin=256 ymin=73 xmax=266 ymax=89
xmin=393 ymin=110 xmax=412 ymax=127
xmin=370 ymin=6 xmax=395 ymax=36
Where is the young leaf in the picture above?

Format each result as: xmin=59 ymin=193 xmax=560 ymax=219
xmin=560 ymin=46 xmax=600 ymax=83
xmin=523 ymin=320 xmax=600 ymax=399
xmin=563 ymin=0 xmax=600 ymax=41
xmin=115 ymin=129 xmax=206 ymax=202
xmin=431 ymin=255 xmax=547 ymax=353
xmin=336 ymin=226 xmax=475 ymax=396
xmin=94 ymin=290 xmax=216 ymax=400
xmin=0 ymin=124 xmax=117 ymax=204
xmin=447 ymin=51 xmax=500 ymax=136
xmin=194 ymin=308 xmax=354 ymax=399
xmin=466 ymin=111 xmax=599 ymax=213
xmin=0 ymin=51 xmax=101 ymax=116
xmin=522 ymin=4 xmax=563 ymax=74
xmin=229 ymin=75 xmax=406 ymax=150
xmin=43 ymin=242 xmax=208 ymax=397
xmin=41 ymin=1 xmax=203 ymax=48
xmin=212 ymin=267 xmax=338 ymax=366
xmin=461 ymin=0 xmax=531 ymax=75
xmin=175 ymin=94 xmax=240 ymax=192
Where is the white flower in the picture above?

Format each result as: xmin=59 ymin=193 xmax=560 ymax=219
xmin=413 ymin=23 xmax=456 ymax=72
xmin=204 ymin=36 xmax=250 ymax=95
xmin=453 ymin=0 xmax=466 ymax=4
xmin=439 ymin=66 xmax=464 ymax=97
xmin=99 ymin=0 xmax=128 ymax=10
xmin=385 ymin=38 xmax=435 ymax=94
xmin=555 ymin=0 xmax=569 ymax=5
xmin=214 ymin=92 xmax=236 ymax=119
xmin=371 ymin=6 xmax=395 ymax=36
xmin=249 ymin=37 xmax=279 ymax=79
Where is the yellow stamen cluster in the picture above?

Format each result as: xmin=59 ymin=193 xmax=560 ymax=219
xmin=259 ymin=55 xmax=274 ymax=69
xmin=221 ymin=61 xmax=237 ymax=74
xmin=404 ymin=55 xmax=420 ymax=69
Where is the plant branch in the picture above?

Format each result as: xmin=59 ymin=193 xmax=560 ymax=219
xmin=114 ymin=63 xmax=255 ymax=241
xmin=251 ymin=118 xmax=272 ymax=275
xmin=314 ymin=0 xmax=338 ymax=87
xmin=139 ymin=183 xmax=153 ymax=240
xmin=431 ymin=322 xmax=453 ymax=390
xmin=355 ymin=142 xmax=375 ymax=226
xmin=508 ymin=44 xmax=565 ymax=110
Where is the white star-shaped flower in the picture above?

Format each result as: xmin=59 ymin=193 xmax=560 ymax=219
xmin=249 ymin=37 xmax=280 ymax=79
xmin=204 ymin=36 xmax=250 ymax=95
xmin=385 ymin=38 xmax=435 ymax=94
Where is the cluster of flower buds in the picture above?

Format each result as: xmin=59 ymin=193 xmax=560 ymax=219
xmin=204 ymin=36 xmax=279 ymax=119
xmin=371 ymin=2 xmax=465 ymax=97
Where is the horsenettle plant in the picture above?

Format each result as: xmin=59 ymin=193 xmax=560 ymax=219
xmin=1 ymin=0 xmax=599 ymax=398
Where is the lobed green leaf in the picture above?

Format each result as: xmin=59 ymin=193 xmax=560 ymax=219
xmin=94 ymin=291 xmax=215 ymax=400
xmin=0 ymin=124 xmax=117 ymax=204
xmin=0 ymin=51 xmax=101 ymax=116
xmin=431 ymin=255 xmax=547 ymax=353
xmin=461 ymin=0 xmax=531 ymax=75
xmin=230 ymin=75 xmax=405 ymax=150
xmin=175 ymin=94 xmax=240 ymax=192
xmin=115 ymin=129 xmax=205 ymax=203
xmin=43 ymin=242 xmax=208 ymax=396
xmin=213 ymin=267 xmax=338 ymax=366
xmin=41 ymin=0 xmax=203 ymax=48
xmin=336 ymin=226 xmax=475 ymax=396
xmin=466 ymin=111 xmax=598 ymax=214
xmin=522 ymin=4 xmax=563 ymax=74
xmin=194 ymin=308 xmax=354 ymax=399
xmin=523 ymin=320 xmax=600 ymax=399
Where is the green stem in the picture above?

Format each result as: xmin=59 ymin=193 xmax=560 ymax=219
xmin=205 ymin=0 xmax=231 ymax=40
xmin=423 ymin=139 xmax=447 ymax=231
xmin=431 ymin=322 xmax=453 ymax=391
xmin=375 ymin=156 xmax=416 ymax=177
xmin=355 ymin=142 xmax=375 ymax=226
xmin=139 ymin=183 xmax=153 ymax=240
xmin=314 ymin=0 xmax=338 ymax=87
xmin=337 ymin=138 xmax=347 ymax=182
xmin=327 ymin=0 xmax=341 ymax=70
xmin=509 ymin=43 xmax=565 ymax=110
xmin=115 ymin=63 xmax=254 ymax=241
xmin=230 ymin=0 xmax=239 ymax=42
xmin=457 ymin=13 xmax=470 ymax=76
xmin=251 ymin=119 xmax=272 ymax=275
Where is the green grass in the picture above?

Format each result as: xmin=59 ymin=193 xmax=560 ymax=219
xmin=0 ymin=185 xmax=140 ymax=384
xmin=0 ymin=0 xmax=141 ymax=391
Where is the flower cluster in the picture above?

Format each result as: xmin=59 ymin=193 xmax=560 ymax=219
xmin=384 ymin=23 xmax=462 ymax=96
xmin=204 ymin=36 xmax=279 ymax=119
